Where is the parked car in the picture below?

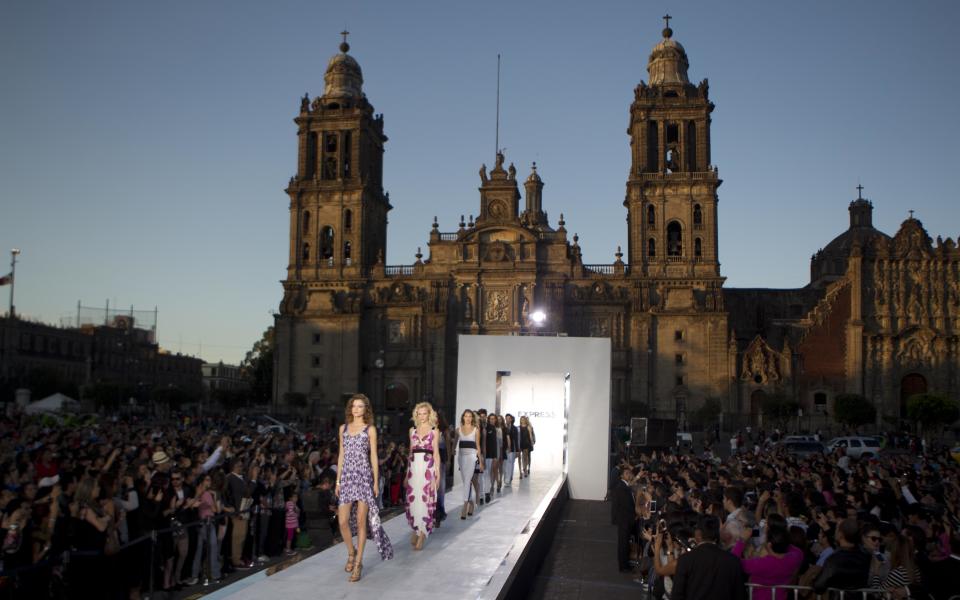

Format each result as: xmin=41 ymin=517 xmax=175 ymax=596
xmin=781 ymin=440 xmax=826 ymax=458
xmin=676 ymin=432 xmax=694 ymax=450
xmin=782 ymin=435 xmax=818 ymax=443
xmin=826 ymin=436 xmax=882 ymax=459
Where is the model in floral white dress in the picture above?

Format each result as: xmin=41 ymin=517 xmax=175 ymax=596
xmin=404 ymin=402 xmax=441 ymax=550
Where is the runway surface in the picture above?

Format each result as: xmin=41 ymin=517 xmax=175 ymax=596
xmin=211 ymin=468 xmax=563 ymax=600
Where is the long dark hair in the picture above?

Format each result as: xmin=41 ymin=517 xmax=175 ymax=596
xmin=345 ymin=393 xmax=374 ymax=425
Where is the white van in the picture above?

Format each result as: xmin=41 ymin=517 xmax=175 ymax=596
xmin=826 ymin=436 xmax=882 ymax=459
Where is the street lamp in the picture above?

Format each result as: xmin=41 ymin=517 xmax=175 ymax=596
xmin=8 ymin=249 xmax=20 ymax=319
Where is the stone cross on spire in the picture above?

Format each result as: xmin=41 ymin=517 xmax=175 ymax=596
xmin=661 ymin=14 xmax=674 ymax=38
xmin=856 ymin=183 xmax=864 ymax=199
xmin=340 ymin=30 xmax=350 ymax=52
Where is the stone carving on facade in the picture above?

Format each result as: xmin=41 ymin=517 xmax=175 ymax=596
xmin=589 ymin=317 xmax=611 ymax=338
xmin=484 ymin=290 xmax=509 ymax=323
xmin=482 ymin=240 xmax=512 ymax=262
xmin=873 ymin=261 xmax=887 ymax=305
xmin=377 ymin=282 xmax=419 ymax=304
xmin=740 ymin=336 xmax=781 ymax=384
xmin=388 ymin=319 xmax=407 ymax=344
xmin=463 ymin=295 xmax=473 ymax=322
xmin=899 ymin=340 xmax=929 ymax=369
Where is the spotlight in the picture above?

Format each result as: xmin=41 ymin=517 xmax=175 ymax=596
xmin=530 ymin=310 xmax=546 ymax=325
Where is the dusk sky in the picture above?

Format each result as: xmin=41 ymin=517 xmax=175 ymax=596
xmin=2 ymin=1 xmax=957 ymax=364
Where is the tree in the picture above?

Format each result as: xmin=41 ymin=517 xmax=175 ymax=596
xmin=241 ymin=326 xmax=275 ymax=405
xmin=283 ymin=392 xmax=307 ymax=408
xmin=151 ymin=386 xmax=190 ymax=412
xmin=690 ymin=398 xmax=722 ymax=431
xmin=760 ymin=393 xmax=800 ymax=430
xmin=24 ymin=366 xmax=79 ymax=400
xmin=833 ymin=394 xmax=877 ymax=429
xmin=84 ymin=382 xmax=126 ymax=411
xmin=907 ymin=392 xmax=959 ymax=438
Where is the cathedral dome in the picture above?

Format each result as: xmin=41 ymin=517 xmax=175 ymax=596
xmin=811 ymin=193 xmax=891 ymax=287
xmin=647 ymin=27 xmax=690 ymax=86
xmin=323 ymin=40 xmax=364 ymax=101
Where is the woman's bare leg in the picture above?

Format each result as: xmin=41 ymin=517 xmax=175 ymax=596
xmin=355 ymin=501 xmax=369 ymax=561
xmin=337 ymin=503 xmax=355 ymax=561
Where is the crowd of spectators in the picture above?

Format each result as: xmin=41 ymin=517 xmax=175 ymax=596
xmin=613 ymin=432 xmax=960 ymax=599
xmin=0 ymin=409 xmax=353 ymax=599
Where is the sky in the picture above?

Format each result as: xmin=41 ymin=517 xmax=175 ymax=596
xmin=1 ymin=0 xmax=958 ymax=365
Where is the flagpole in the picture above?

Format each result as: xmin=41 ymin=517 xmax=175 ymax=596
xmin=9 ymin=249 xmax=20 ymax=319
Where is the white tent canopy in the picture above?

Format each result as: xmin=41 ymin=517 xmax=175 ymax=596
xmin=24 ymin=393 xmax=79 ymax=415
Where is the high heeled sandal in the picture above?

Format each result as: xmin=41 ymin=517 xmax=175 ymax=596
xmin=349 ymin=561 xmax=363 ymax=582
xmin=344 ymin=550 xmax=356 ymax=572
xmin=414 ymin=533 xmax=425 ymax=551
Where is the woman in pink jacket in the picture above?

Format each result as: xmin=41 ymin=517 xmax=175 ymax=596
xmin=731 ymin=524 xmax=804 ymax=600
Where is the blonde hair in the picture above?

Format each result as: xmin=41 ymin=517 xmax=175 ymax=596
xmin=520 ymin=415 xmax=534 ymax=431
xmin=410 ymin=401 xmax=438 ymax=427
xmin=345 ymin=393 xmax=374 ymax=425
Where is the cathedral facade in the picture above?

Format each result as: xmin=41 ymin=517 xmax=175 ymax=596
xmin=273 ymin=27 xmax=959 ymax=432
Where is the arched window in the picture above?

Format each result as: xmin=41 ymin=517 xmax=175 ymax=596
xmin=305 ymin=132 xmax=317 ymax=178
xmin=694 ymin=238 xmax=702 ymax=257
xmin=900 ymin=373 xmax=927 ymax=419
xmin=647 ymin=205 xmax=656 ymax=226
xmin=693 ymin=204 xmax=702 ymax=227
xmin=302 ymin=211 xmax=311 ymax=237
xmin=814 ymin=392 xmax=827 ymax=413
xmin=301 ymin=242 xmax=310 ymax=261
xmin=647 ymin=238 xmax=656 ymax=257
xmin=667 ymin=221 xmax=683 ymax=256
xmin=344 ymin=209 xmax=353 ymax=231
xmin=319 ymin=226 xmax=335 ymax=260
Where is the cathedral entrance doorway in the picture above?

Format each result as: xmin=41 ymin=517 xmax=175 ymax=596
xmin=750 ymin=389 xmax=767 ymax=428
xmin=385 ymin=382 xmax=410 ymax=436
xmin=899 ymin=373 xmax=927 ymax=419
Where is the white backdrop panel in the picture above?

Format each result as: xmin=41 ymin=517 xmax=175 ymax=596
xmin=455 ymin=335 xmax=610 ymax=500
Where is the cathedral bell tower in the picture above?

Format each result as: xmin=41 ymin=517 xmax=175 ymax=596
xmin=625 ymin=17 xmax=721 ymax=280
xmin=285 ymin=33 xmax=390 ymax=282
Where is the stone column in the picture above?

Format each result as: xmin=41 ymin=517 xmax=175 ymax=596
xmin=657 ymin=120 xmax=666 ymax=173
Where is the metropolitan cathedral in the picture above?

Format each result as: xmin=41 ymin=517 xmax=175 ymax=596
xmin=274 ymin=23 xmax=960 ymax=432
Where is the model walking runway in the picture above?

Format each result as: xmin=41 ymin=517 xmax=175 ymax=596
xmin=215 ymin=468 xmax=562 ymax=600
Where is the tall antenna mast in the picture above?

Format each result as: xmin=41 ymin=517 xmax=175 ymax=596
xmin=495 ymin=53 xmax=501 ymax=157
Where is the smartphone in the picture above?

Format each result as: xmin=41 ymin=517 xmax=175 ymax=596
xmin=751 ymin=528 xmax=760 ymax=538
xmin=650 ymin=500 xmax=658 ymax=512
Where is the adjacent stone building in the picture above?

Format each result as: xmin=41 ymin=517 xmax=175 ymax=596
xmin=274 ymin=25 xmax=958 ymax=432
xmin=0 ymin=314 xmax=203 ymax=403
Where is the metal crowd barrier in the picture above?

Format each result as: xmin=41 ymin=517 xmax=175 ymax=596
xmin=746 ymin=583 xmax=895 ymax=600
xmin=0 ymin=505 xmax=267 ymax=599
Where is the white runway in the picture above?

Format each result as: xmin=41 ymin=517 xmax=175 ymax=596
xmin=211 ymin=469 xmax=564 ymax=600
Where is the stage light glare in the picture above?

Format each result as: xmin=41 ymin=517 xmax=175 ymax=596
xmin=530 ymin=310 xmax=546 ymax=325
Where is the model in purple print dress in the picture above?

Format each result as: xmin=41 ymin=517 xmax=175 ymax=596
xmin=404 ymin=402 xmax=441 ymax=551
xmin=336 ymin=395 xmax=393 ymax=583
